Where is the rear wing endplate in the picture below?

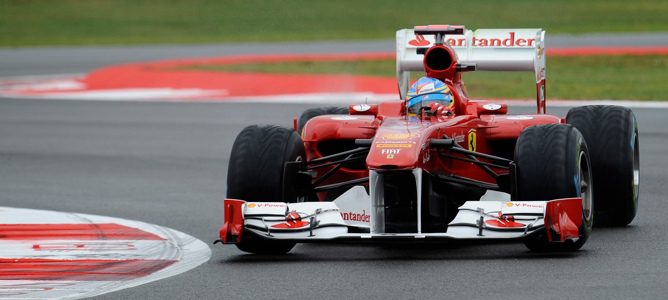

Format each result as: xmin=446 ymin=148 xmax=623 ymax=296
xmin=396 ymin=27 xmax=546 ymax=113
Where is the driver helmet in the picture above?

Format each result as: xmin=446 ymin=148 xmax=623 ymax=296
xmin=406 ymin=77 xmax=453 ymax=115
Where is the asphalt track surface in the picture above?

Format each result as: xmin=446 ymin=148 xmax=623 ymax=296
xmin=2 ymin=35 xmax=668 ymax=298
xmin=1 ymin=98 xmax=667 ymax=299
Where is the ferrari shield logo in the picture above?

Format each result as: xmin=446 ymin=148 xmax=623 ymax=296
xmin=467 ymin=129 xmax=477 ymax=152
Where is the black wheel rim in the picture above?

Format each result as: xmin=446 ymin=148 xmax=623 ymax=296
xmin=633 ymin=131 xmax=640 ymax=201
xmin=579 ymin=151 xmax=593 ymax=224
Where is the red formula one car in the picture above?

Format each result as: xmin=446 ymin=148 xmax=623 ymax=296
xmin=217 ymin=25 xmax=639 ymax=254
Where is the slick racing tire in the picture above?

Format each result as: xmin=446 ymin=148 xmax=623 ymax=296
xmin=298 ymin=106 xmax=349 ymax=134
xmin=514 ymin=124 xmax=593 ymax=252
xmin=566 ymin=105 xmax=639 ymax=227
xmin=227 ymin=125 xmax=305 ymax=254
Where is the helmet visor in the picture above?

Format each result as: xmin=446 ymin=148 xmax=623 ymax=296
xmin=406 ymin=92 xmax=453 ymax=115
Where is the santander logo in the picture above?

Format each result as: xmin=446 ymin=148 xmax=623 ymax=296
xmin=409 ymin=34 xmax=430 ymax=46
xmin=340 ymin=210 xmax=371 ymax=223
xmin=408 ymin=32 xmax=536 ymax=48
xmin=271 ymin=211 xmax=309 ymax=229
xmin=485 ymin=219 xmax=525 ymax=228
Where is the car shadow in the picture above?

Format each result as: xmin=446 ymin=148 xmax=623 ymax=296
xmin=219 ymin=241 xmax=585 ymax=264
xmin=218 ymin=222 xmax=645 ymax=264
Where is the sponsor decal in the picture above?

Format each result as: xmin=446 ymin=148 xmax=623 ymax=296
xmin=505 ymin=202 xmax=545 ymax=209
xmin=352 ymin=104 xmax=371 ymax=112
xmin=507 ymin=115 xmax=534 ymax=120
xmin=382 ymin=133 xmax=416 ymax=140
xmin=381 ymin=148 xmax=401 ymax=159
xmin=376 ymin=140 xmax=416 ymax=144
xmin=387 ymin=124 xmax=422 ymax=130
xmin=485 ymin=219 xmax=525 ymax=228
xmin=271 ymin=211 xmax=310 ymax=229
xmin=408 ymin=34 xmax=430 ymax=46
xmin=467 ymin=129 xmax=477 ymax=152
xmin=472 ymin=32 xmax=535 ymax=47
xmin=331 ymin=116 xmax=357 ymax=121
xmin=376 ymin=143 xmax=413 ymax=148
xmin=408 ymin=32 xmax=536 ymax=48
xmin=247 ymin=203 xmax=286 ymax=209
xmin=453 ymin=135 xmax=465 ymax=143
xmin=483 ymin=103 xmax=502 ymax=111
xmin=340 ymin=210 xmax=371 ymax=223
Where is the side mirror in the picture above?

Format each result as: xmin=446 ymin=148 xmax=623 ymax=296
xmin=349 ymin=104 xmax=378 ymax=116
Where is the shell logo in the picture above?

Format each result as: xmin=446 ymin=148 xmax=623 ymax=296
xmin=247 ymin=203 xmax=257 ymax=208
xmin=505 ymin=202 xmax=514 ymax=207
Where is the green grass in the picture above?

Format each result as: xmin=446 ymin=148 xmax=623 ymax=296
xmin=177 ymin=55 xmax=668 ymax=100
xmin=2 ymin=0 xmax=668 ymax=47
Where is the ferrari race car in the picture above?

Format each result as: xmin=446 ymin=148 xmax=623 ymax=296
xmin=217 ymin=25 xmax=640 ymax=254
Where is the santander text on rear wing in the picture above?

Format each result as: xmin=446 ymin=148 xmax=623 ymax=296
xmin=396 ymin=26 xmax=546 ymax=113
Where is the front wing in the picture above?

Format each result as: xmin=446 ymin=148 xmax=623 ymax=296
xmin=219 ymin=198 xmax=583 ymax=244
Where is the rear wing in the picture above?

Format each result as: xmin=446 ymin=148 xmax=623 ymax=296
xmin=396 ymin=27 xmax=547 ymax=113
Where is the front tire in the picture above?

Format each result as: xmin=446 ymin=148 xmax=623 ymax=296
xmin=566 ymin=105 xmax=639 ymax=226
xmin=514 ymin=124 xmax=593 ymax=251
xmin=227 ymin=125 xmax=305 ymax=254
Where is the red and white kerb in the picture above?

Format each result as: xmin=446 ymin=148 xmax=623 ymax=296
xmin=0 ymin=206 xmax=210 ymax=299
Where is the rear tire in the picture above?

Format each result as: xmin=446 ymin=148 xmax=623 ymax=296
xmin=566 ymin=105 xmax=639 ymax=226
xmin=227 ymin=125 xmax=305 ymax=254
xmin=298 ymin=106 xmax=349 ymax=133
xmin=514 ymin=124 xmax=593 ymax=251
